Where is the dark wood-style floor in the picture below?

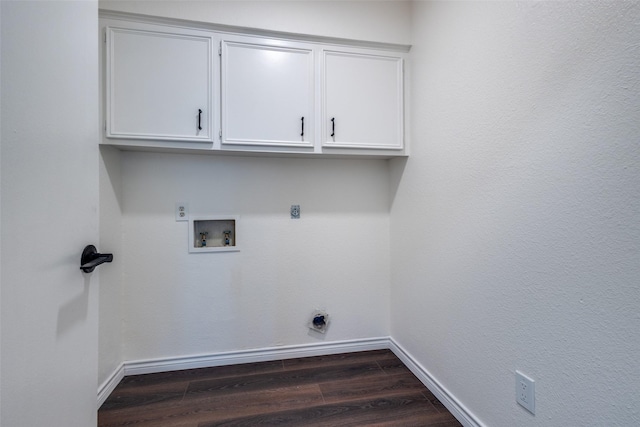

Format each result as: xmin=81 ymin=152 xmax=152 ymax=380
xmin=98 ymin=349 xmax=462 ymax=426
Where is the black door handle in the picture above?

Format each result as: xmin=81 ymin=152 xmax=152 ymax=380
xmin=198 ymin=109 xmax=203 ymax=131
xmin=301 ymin=116 xmax=304 ymax=137
xmin=80 ymin=245 xmax=113 ymax=273
xmin=331 ymin=117 xmax=335 ymax=138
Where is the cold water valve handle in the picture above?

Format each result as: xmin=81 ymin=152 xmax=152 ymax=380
xmin=80 ymin=245 xmax=113 ymax=273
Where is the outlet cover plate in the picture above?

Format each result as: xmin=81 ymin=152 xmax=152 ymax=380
xmin=516 ymin=370 xmax=535 ymax=414
xmin=291 ymin=205 xmax=300 ymax=219
xmin=175 ymin=202 xmax=189 ymax=221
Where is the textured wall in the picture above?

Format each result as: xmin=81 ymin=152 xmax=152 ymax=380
xmin=99 ymin=0 xmax=412 ymax=45
xmin=97 ymin=0 xmax=409 ymax=385
xmin=391 ymin=1 xmax=640 ymax=425
xmin=98 ymin=147 xmax=123 ymax=388
xmin=117 ymin=152 xmax=390 ymax=362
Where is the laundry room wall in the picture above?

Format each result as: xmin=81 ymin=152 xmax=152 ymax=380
xmin=98 ymin=0 xmax=411 ymax=385
xmin=390 ymin=1 xmax=640 ymax=425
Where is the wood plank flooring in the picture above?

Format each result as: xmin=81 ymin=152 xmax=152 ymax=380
xmin=98 ymin=349 xmax=462 ymax=426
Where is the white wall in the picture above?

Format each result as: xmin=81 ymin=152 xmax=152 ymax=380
xmin=117 ymin=152 xmax=390 ymax=361
xmin=97 ymin=2 xmax=640 ymax=425
xmin=99 ymin=0 xmax=412 ymax=45
xmin=97 ymin=0 xmax=409 ymax=385
xmin=98 ymin=147 xmax=123 ymax=388
xmin=0 ymin=3 xmax=3 ymax=421
xmin=391 ymin=1 xmax=640 ymax=426
xmin=1 ymin=1 xmax=100 ymax=426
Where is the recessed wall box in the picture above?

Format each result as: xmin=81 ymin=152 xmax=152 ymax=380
xmin=189 ymin=216 xmax=239 ymax=253
xmin=308 ymin=310 xmax=330 ymax=333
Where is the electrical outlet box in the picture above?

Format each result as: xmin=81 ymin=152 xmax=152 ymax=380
xmin=516 ymin=371 xmax=535 ymax=414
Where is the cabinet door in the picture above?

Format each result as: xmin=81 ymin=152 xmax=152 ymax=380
xmin=221 ymin=39 xmax=314 ymax=148
xmin=323 ymin=50 xmax=403 ymax=150
xmin=106 ymin=27 xmax=212 ymax=141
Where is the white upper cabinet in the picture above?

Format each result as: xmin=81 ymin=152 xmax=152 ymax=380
xmin=322 ymin=50 xmax=404 ymax=150
xmin=106 ymin=26 xmax=213 ymax=142
xmin=100 ymin=12 xmax=409 ymax=157
xmin=221 ymin=37 xmax=315 ymax=149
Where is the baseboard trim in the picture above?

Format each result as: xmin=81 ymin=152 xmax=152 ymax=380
xmin=388 ymin=338 xmax=484 ymax=427
xmin=123 ymin=337 xmax=389 ymax=376
xmin=97 ymin=363 xmax=124 ymax=408
xmin=98 ymin=336 xmax=481 ymax=427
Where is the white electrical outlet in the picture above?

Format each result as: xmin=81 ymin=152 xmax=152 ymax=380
xmin=516 ymin=371 xmax=535 ymax=414
xmin=175 ymin=202 xmax=189 ymax=221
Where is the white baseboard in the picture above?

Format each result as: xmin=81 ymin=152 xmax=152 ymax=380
xmin=97 ymin=363 xmax=124 ymax=408
xmin=123 ymin=337 xmax=390 ymax=376
xmin=97 ymin=336 xmax=389 ymax=407
xmin=388 ymin=338 xmax=483 ymax=427
xmin=98 ymin=336 xmax=481 ymax=427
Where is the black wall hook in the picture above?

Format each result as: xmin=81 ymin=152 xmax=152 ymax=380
xmin=80 ymin=245 xmax=113 ymax=273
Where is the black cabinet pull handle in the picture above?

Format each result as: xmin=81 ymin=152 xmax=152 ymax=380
xmin=301 ymin=117 xmax=304 ymax=137
xmin=198 ymin=109 xmax=203 ymax=131
xmin=331 ymin=117 xmax=335 ymax=138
